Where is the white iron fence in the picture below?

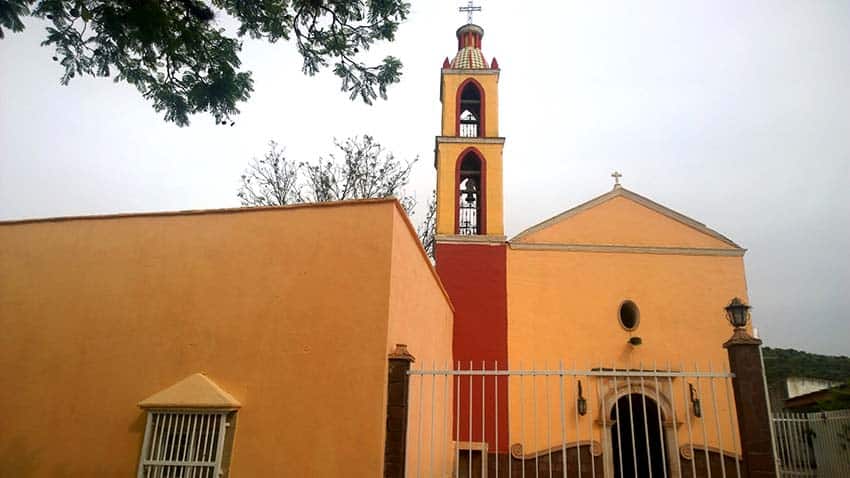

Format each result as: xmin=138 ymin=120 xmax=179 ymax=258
xmin=406 ymin=361 xmax=742 ymax=478
xmin=773 ymin=410 xmax=850 ymax=478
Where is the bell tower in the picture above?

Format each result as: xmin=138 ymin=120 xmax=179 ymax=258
xmin=434 ymin=20 xmax=509 ymax=460
xmin=435 ymin=23 xmax=505 ymax=238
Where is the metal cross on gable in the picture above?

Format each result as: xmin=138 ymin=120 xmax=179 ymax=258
xmin=459 ymin=0 xmax=482 ymax=24
xmin=611 ymin=171 xmax=623 ymax=186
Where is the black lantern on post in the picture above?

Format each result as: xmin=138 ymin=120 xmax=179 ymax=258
xmin=724 ymin=297 xmax=751 ymax=330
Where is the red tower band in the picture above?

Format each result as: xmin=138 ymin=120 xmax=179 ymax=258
xmin=435 ymin=242 xmax=509 ymax=454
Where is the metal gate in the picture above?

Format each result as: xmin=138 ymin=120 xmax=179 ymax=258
xmin=773 ymin=410 xmax=850 ymax=478
xmin=405 ymin=361 xmax=742 ymax=478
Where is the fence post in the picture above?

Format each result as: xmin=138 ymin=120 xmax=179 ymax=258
xmin=384 ymin=344 xmax=415 ymax=478
xmin=724 ymin=329 xmax=778 ymax=478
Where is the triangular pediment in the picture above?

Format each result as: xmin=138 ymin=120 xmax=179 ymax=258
xmin=138 ymin=373 xmax=241 ymax=410
xmin=510 ymin=187 xmax=741 ymax=251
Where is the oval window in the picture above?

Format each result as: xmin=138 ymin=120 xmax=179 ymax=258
xmin=619 ymin=300 xmax=640 ymax=330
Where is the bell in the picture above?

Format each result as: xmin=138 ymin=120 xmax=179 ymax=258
xmin=463 ymin=179 xmax=477 ymax=203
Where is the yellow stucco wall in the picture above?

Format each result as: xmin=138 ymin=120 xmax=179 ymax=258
xmin=435 ymin=141 xmax=504 ymax=236
xmin=0 ymin=200 xmax=452 ymax=477
xmin=386 ymin=211 xmax=455 ymax=477
xmin=507 ymin=196 xmax=748 ymax=459
xmin=440 ymin=72 xmax=500 ymax=138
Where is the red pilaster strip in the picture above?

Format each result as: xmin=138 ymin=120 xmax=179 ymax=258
xmin=436 ymin=242 xmax=508 ymax=452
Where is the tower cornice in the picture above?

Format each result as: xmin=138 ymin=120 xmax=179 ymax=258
xmin=436 ymin=136 xmax=505 ymax=145
xmin=441 ymin=68 xmax=500 ymax=76
xmin=436 ymin=234 xmax=507 ymax=245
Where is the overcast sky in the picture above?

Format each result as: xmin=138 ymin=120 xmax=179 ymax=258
xmin=1 ymin=1 xmax=848 ymax=355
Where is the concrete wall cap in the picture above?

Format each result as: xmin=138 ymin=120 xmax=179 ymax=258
xmin=723 ymin=329 xmax=763 ymax=348
xmin=388 ymin=344 xmax=415 ymax=362
xmin=138 ymin=373 xmax=241 ymax=410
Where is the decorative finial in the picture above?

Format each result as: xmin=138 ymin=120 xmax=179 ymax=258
xmin=459 ymin=0 xmax=482 ymax=24
xmin=611 ymin=171 xmax=623 ymax=188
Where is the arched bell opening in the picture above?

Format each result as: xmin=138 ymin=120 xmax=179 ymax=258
xmin=456 ymin=151 xmax=485 ymax=235
xmin=609 ymin=394 xmax=669 ymax=478
xmin=457 ymin=80 xmax=484 ymax=138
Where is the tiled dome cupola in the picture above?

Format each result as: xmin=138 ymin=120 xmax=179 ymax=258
xmin=450 ymin=24 xmax=491 ymax=69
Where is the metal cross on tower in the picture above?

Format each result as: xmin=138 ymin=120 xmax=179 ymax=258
xmin=611 ymin=171 xmax=623 ymax=187
xmin=459 ymin=0 xmax=482 ymax=24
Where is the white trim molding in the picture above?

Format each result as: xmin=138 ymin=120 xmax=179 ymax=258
xmin=509 ymin=242 xmax=746 ymax=257
xmin=436 ymin=136 xmax=506 ymax=145
xmin=441 ymin=68 xmax=500 ymax=76
xmin=436 ymin=234 xmax=507 ymax=245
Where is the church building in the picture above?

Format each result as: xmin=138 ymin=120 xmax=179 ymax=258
xmin=432 ymin=21 xmax=750 ymax=478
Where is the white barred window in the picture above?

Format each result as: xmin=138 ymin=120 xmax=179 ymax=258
xmin=137 ymin=410 xmax=234 ymax=478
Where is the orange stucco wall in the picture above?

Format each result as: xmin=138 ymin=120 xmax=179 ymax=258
xmin=440 ymin=72 xmax=500 ymax=138
xmin=386 ymin=211 xmax=454 ymax=477
xmin=435 ymin=141 xmax=504 ymax=236
xmin=0 ymin=200 xmax=452 ymax=477
xmin=507 ymin=249 xmax=746 ymax=451
xmin=506 ymin=196 xmax=748 ymax=460
xmin=508 ymin=250 xmax=747 ymax=368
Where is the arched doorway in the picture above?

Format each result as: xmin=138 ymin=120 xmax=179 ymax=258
xmin=610 ymin=394 xmax=667 ymax=478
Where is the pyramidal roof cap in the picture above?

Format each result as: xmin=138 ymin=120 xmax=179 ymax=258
xmin=138 ymin=373 xmax=241 ymax=410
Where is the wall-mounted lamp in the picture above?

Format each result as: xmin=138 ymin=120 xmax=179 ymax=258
xmin=689 ymin=383 xmax=702 ymax=418
xmin=577 ymin=380 xmax=588 ymax=416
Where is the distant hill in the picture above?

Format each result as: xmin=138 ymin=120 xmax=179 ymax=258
xmin=762 ymin=347 xmax=850 ymax=386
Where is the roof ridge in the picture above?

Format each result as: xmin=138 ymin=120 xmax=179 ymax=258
xmin=509 ymin=186 xmax=742 ymax=249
